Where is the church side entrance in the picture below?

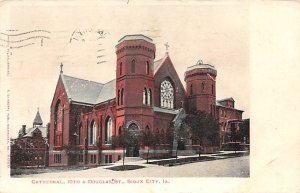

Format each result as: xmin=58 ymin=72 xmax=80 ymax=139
xmin=126 ymin=123 xmax=140 ymax=157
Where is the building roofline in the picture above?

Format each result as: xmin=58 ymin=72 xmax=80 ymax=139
xmin=117 ymin=34 xmax=153 ymax=44
xmin=216 ymin=104 xmax=244 ymax=112
xmin=217 ymin=97 xmax=235 ymax=102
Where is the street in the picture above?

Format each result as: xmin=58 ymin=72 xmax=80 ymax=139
xmin=14 ymin=155 xmax=249 ymax=178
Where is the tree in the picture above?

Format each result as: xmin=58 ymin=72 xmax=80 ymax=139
xmin=117 ymin=127 xmax=137 ymax=170
xmin=169 ymin=121 xmax=190 ymax=159
xmin=140 ymin=128 xmax=155 ymax=163
xmin=228 ymin=123 xmax=242 ymax=153
xmin=183 ymin=111 xmax=219 ymax=157
xmin=240 ymin=119 xmax=250 ymax=144
xmin=63 ymin=142 xmax=80 ymax=165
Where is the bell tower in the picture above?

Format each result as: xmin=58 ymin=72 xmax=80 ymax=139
xmin=184 ymin=60 xmax=217 ymax=117
xmin=115 ymin=34 xmax=156 ymax=132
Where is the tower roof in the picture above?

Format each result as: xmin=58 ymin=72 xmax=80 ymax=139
xmin=33 ymin=109 xmax=43 ymax=126
xmin=117 ymin=34 xmax=153 ymax=44
xmin=186 ymin=60 xmax=216 ymax=71
xmin=185 ymin=59 xmax=217 ymax=77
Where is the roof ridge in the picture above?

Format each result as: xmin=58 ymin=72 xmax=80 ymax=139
xmin=154 ymin=58 xmax=163 ymax=62
xmin=62 ymin=74 xmax=104 ymax=85
xmin=103 ymin=79 xmax=115 ymax=85
xmin=154 ymin=54 xmax=169 ymax=74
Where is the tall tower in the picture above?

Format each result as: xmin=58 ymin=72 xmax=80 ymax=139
xmin=184 ymin=60 xmax=217 ymax=117
xmin=115 ymin=34 xmax=156 ymax=133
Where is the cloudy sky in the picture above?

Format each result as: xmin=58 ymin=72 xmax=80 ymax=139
xmin=1 ymin=2 xmax=250 ymax=138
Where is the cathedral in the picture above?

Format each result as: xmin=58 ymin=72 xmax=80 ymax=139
xmin=49 ymin=34 xmax=244 ymax=166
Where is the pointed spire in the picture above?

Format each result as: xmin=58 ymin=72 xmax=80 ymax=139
xmin=60 ymin=63 xmax=63 ymax=74
xmin=164 ymin=42 xmax=169 ymax=55
xmin=33 ymin=108 xmax=43 ymax=127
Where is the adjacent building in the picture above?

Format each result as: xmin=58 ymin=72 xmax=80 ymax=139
xmin=11 ymin=110 xmax=49 ymax=168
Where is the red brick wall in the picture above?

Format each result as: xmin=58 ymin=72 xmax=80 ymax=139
xmin=154 ymin=112 xmax=175 ymax=133
xmin=49 ymin=76 xmax=70 ymax=166
xmin=185 ymin=68 xmax=216 ymax=116
xmin=217 ymin=106 xmax=243 ymax=124
xmin=115 ymin=38 xmax=156 ymax=131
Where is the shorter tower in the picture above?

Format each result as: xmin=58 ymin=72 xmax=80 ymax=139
xmin=185 ymin=60 xmax=217 ymax=117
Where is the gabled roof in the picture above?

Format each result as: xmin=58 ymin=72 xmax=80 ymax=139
xmin=33 ymin=110 xmax=43 ymax=126
xmin=153 ymin=55 xmax=168 ymax=74
xmin=23 ymin=126 xmax=48 ymax=138
xmin=60 ymin=74 xmax=115 ymax=105
xmin=96 ymin=79 xmax=116 ymax=104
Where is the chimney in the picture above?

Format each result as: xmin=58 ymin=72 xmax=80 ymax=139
xmin=22 ymin=125 xmax=26 ymax=134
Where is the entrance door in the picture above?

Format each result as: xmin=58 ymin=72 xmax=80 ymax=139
xmin=177 ymin=139 xmax=186 ymax=150
xmin=126 ymin=123 xmax=140 ymax=157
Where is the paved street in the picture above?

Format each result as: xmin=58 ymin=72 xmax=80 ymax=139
xmin=15 ymin=154 xmax=249 ymax=178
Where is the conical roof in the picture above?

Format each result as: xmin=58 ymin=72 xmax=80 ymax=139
xmin=33 ymin=109 xmax=43 ymax=126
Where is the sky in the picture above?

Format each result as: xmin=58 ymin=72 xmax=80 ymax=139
xmin=0 ymin=2 xmax=250 ymax=138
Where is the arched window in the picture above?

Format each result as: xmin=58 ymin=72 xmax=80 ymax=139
xmin=89 ymin=121 xmax=97 ymax=145
xmin=212 ymin=84 xmax=214 ymax=94
xmin=202 ymin=82 xmax=205 ymax=92
xmin=105 ymin=117 xmax=112 ymax=144
xmin=120 ymin=62 xmax=122 ymax=75
xmin=54 ymin=100 xmax=63 ymax=146
xmin=146 ymin=61 xmax=150 ymax=75
xmin=121 ymin=88 xmax=124 ymax=105
xmin=118 ymin=89 xmax=120 ymax=106
xmin=147 ymin=88 xmax=151 ymax=105
xmin=145 ymin=125 xmax=150 ymax=132
xmin=190 ymin=84 xmax=193 ymax=96
xmin=118 ymin=126 xmax=122 ymax=136
xmin=131 ymin=59 xmax=136 ymax=73
xmin=160 ymin=80 xmax=174 ymax=109
xmin=128 ymin=123 xmax=139 ymax=134
xmin=99 ymin=116 xmax=102 ymax=142
xmin=143 ymin=88 xmax=147 ymax=105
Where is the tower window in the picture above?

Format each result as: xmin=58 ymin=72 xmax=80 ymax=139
xmin=118 ymin=90 xmax=120 ymax=106
xmin=190 ymin=84 xmax=193 ymax=96
xmin=143 ymin=88 xmax=152 ymax=106
xmin=131 ymin=59 xmax=136 ymax=73
xmin=143 ymin=88 xmax=147 ymax=105
xmin=120 ymin=62 xmax=122 ymax=75
xmin=202 ymin=82 xmax=205 ymax=92
xmin=146 ymin=61 xmax=150 ymax=75
xmin=121 ymin=88 xmax=124 ymax=105
xmin=212 ymin=84 xmax=214 ymax=94
xmin=147 ymin=88 xmax=151 ymax=105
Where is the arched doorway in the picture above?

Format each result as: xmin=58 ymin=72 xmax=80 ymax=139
xmin=126 ymin=123 xmax=140 ymax=157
